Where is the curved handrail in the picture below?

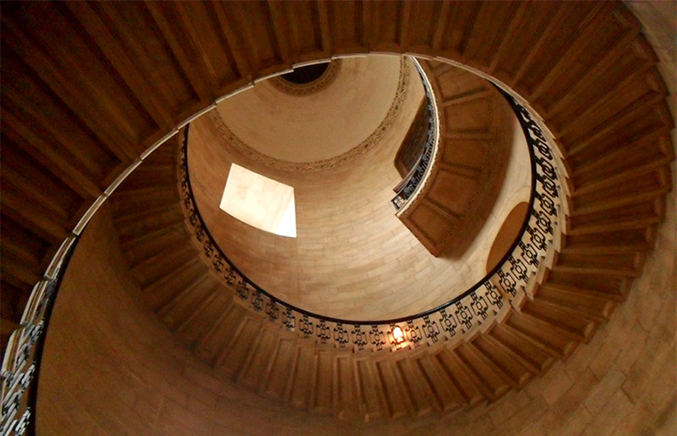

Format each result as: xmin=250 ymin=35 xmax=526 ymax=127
xmin=179 ymin=82 xmax=562 ymax=353
xmin=392 ymin=59 xmax=439 ymax=210
xmin=0 ymin=236 xmax=79 ymax=436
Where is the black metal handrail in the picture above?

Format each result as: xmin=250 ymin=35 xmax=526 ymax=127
xmin=1 ymin=236 xmax=79 ymax=436
xmin=179 ymin=86 xmax=561 ymax=353
xmin=392 ymin=60 xmax=438 ymax=210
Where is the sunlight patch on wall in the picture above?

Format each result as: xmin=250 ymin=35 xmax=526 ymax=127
xmin=220 ymin=163 xmax=296 ymax=237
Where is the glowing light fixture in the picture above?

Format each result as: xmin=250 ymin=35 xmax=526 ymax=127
xmin=392 ymin=326 xmax=404 ymax=344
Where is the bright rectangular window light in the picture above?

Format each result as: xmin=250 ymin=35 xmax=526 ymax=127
xmin=220 ymin=163 xmax=296 ymax=237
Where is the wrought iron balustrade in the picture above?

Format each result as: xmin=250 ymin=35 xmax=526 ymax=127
xmin=179 ymin=88 xmax=562 ymax=354
xmin=392 ymin=59 xmax=439 ymax=210
xmin=1 ymin=237 xmax=78 ymax=436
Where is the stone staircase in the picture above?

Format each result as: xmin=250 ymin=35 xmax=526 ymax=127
xmin=0 ymin=1 xmax=673 ymax=431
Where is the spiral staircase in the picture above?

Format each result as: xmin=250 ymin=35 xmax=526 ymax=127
xmin=0 ymin=1 xmax=674 ymax=435
xmin=98 ymin=53 xmax=670 ymax=421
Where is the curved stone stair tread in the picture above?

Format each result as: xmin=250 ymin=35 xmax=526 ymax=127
xmin=91 ymin=4 xmax=675 ymax=425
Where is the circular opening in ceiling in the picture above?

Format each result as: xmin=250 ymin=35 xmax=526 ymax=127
xmin=280 ymin=62 xmax=330 ymax=85
xmin=269 ymin=60 xmax=342 ymax=97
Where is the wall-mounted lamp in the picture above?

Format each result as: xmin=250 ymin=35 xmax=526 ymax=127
xmin=392 ymin=326 xmax=404 ymax=344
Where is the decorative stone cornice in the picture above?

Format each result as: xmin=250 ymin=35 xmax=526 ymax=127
xmin=208 ymin=57 xmax=411 ymax=173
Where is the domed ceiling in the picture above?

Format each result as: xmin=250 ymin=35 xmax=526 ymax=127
xmin=213 ymin=56 xmax=407 ymax=166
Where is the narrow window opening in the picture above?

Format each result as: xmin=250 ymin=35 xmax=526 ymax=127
xmin=220 ymin=163 xmax=296 ymax=237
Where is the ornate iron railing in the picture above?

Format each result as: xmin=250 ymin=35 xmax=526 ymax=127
xmin=391 ymin=59 xmax=439 ymax=210
xmin=1 ymin=236 xmax=78 ymax=436
xmin=179 ymin=88 xmax=562 ymax=353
